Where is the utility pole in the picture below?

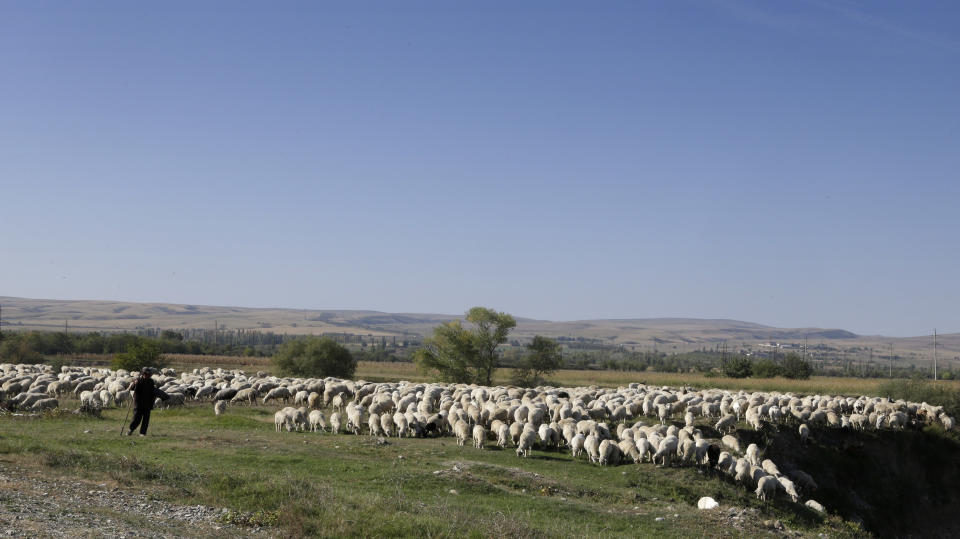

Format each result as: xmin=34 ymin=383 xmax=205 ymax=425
xmin=934 ymin=328 xmax=938 ymax=381
xmin=889 ymin=343 xmax=893 ymax=378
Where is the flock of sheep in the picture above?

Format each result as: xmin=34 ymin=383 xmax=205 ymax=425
xmin=2 ymin=362 xmax=956 ymax=517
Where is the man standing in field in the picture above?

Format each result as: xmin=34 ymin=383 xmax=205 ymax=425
xmin=127 ymin=367 xmax=164 ymax=436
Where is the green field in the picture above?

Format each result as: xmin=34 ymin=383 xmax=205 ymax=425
xmin=0 ymin=398 xmax=862 ymax=538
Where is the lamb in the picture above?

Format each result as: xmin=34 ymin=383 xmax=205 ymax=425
xmin=214 ymin=400 xmax=227 ymax=416
xmin=516 ymin=430 xmax=537 ymax=457
xmin=472 ymin=425 xmax=487 ymax=449
xmin=755 ymin=475 xmax=777 ymax=501
xmin=309 ymin=410 xmax=328 ymax=432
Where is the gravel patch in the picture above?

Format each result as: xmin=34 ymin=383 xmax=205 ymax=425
xmin=0 ymin=464 xmax=270 ymax=538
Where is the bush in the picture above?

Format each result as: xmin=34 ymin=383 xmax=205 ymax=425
xmin=722 ymin=356 xmax=753 ymax=378
xmin=273 ymin=337 xmax=356 ymax=378
xmin=112 ymin=339 xmax=166 ymax=372
xmin=780 ymin=353 xmax=813 ymax=379
xmin=752 ymin=358 xmax=781 ymax=378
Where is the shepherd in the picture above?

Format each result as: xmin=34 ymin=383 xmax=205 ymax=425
xmin=126 ymin=367 xmax=168 ymax=436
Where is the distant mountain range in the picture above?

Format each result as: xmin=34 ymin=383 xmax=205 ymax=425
xmin=0 ymin=296 xmax=955 ymax=365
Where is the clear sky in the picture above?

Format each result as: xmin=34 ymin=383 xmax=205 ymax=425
xmin=1 ymin=1 xmax=958 ymax=337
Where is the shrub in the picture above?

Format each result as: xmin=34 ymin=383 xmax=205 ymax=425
xmin=780 ymin=353 xmax=813 ymax=379
xmin=112 ymin=339 xmax=166 ymax=372
xmin=273 ymin=337 xmax=356 ymax=378
xmin=752 ymin=358 xmax=781 ymax=378
xmin=722 ymin=356 xmax=753 ymax=378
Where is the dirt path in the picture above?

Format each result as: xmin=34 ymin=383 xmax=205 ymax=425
xmin=0 ymin=463 xmax=269 ymax=538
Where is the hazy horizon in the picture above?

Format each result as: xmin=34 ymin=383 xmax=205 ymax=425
xmin=2 ymin=2 xmax=958 ymax=337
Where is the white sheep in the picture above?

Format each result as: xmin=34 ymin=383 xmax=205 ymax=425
xmin=570 ymin=433 xmax=585 ymax=458
xmin=516 ymin=430 xmax=537 ymax=457
xmin=598 ymin=439 xmax=619 ymax=466
xmin=805 ymin=499 xmax=826 ymax=513
xmin=329 ymin=412 xmax=342 ymax=434
xmin=309 ymin=410 xmax=328 ymax=432
xmin=472 ymin=425 xmax=487 ymax=449
xmin=755 ymin=475 xmax=777 ymax=501
xmin=799 ymin=423 xmax=810 ymax=444
xmin=746 ymin=443 xmax=760 ymax=466
xmin=777 ymin=476 xmax=800 ymax=503
xmin=214 ymin=400 xmax=227 ymax=416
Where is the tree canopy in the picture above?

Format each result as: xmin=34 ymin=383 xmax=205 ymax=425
xmin=511 ymin=335 xmax=563 ymax=387
xmin=111 ymin=339 xmax=166 ymax=372
xmin=414 ymin=307 xmax=516 ymax=385
xmin=273 ymin=336 xmax=357 ymax=378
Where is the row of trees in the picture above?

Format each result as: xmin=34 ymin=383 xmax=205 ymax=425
xmin=721 ymin=353 xmax=813 ymax=379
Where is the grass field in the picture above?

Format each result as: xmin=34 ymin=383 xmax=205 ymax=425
xmin=0 ymin=398 xmax=861 ymax=538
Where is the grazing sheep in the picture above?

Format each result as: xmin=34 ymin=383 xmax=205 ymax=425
xmin=755 ymin=475 xmax=777 ymax=501
xmin=799 ymin=423 xmax=810 ymax=444
xmin=214 ymin=400 xmax=227 ymax=416
xmin=598 ymin=439 xmax=620 ymax=466
xmin=721 ymin=434 xmax=741 ymax=454
xmin=746 ymin=443 xmax=760 ymax=466
xmin=761 ymin=458 xmax=781 ymax=477
xmin=653 ymin=435 xmax=678 ymax=467
xmin=380 ymin=413 xmax=395 ymax=437
xmin=394 ymin=412 xmax=409 ymax=438
xmin=231 ymin=387 xmax=259 ymax=405
xmin=734 ymin=458 xmax=752 ymax=483
xmin=805 ymin=499 xmax=826 ymax=513
xmin=584 ymin=434 xmax=600 ymax=463
xmin=369 ymin=413 xmax=383 ymax=437
xmin=262 ymin=387 xmax=292 ymax=405
xmin=32 ymin=398 xmax=58 ymax=412
xmin=516 ymin=430 xmax=537 ymax=458
xmin=635 ymin=438 xmax=653 ymax=463
xmin=329 ymin=412 xmax=342 ymax=434
xmin=453 ymin=419 xmax=470 ymax=446
xmin=790 ymin=470 xmax=818 ymax=493
xmin=472 ymin=425 xmax=487 ymax=449
xmin=717 ymin=451 xmax=734 ymax=474
xmin=777 ymin=476 xmax=800 ymax=503
xmin=715 ymin=415 xmax=736 ymax=433
xmin=275 ymin=410 xmax=289 ymax=432
xmin=570 ymin=433 xmax=585 ymax=458
xmin=309 ymin=410 xmax=328 ymax=432
xmin=496 ymin=423 xmax=511 ymax=448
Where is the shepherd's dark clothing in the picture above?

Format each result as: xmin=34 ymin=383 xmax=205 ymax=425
xmin=128 ymin=376 xmax=157 ymax=435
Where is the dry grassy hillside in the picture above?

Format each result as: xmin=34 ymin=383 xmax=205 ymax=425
xmin=1 ymin=296 xmax=957 ymax=367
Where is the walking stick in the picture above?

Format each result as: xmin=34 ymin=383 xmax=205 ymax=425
xmin=120 ymin=399 xmax=132 ymax=436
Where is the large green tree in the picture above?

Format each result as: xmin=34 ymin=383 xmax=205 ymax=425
xmin=415 ymin=307 xmax=516 ymax=385
xmin=112 ymin=338 xmax=166 ymax=372
xmin=511 ymin=335 xmax=563 ymax=387
xmin=273 ymin=336 xmax=357 ymax=378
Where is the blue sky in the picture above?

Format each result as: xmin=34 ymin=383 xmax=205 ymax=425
xmin=1 ymin=1 xmax=958 ymax=336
